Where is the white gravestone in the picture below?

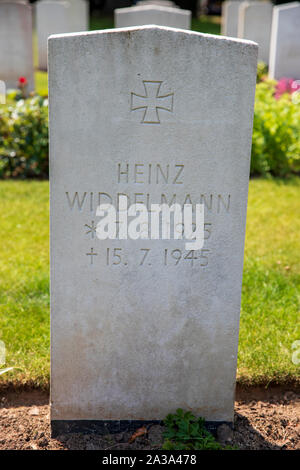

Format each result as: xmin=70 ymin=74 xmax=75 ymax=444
xmin=238 ymin=1 xmax=273 ymax=64
xmin=221 ymin=0 xmax=243 ymax=37
xmin=0 ymin=0 xmax=34 ymax=91
xmin=36 ymin=0 xmax=88 ymax=71
xmin=69 ymin=0 xmax=89 ymax=32
xmin=137 ymin=0 xmax=178 ymax=7
xmin=49 ymin=25 xmax=257 ymax=436
xmin=269 ymin=2 xmax=300 ymax=80
xmin=115 ymin=5 xmax=191 ymax=29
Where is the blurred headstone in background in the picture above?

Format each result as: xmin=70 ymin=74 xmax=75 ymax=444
xmin=70 ymin=0 xmax=89 ymax=31
xmin=238 ymin=1 xmax=273 ymax=63
xmin=114 ymin=4 xmax=191 ymax=29
xmin=0 ymin=0 xmax=34 ymax=91
xmin=100 ymin=1 xmax=198 ymax=15
xmin=221 ymin=0 xmax=243 ymax=37
xmin=269 ymin=2 xmax=300 ymax=80
xmin=136 ymin=0 xmax=178 ymax=7
xmin=36 ymin=0 xmax=89 ymax=71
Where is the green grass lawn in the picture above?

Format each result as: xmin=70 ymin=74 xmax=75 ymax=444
xmin=240 ymin=178 xmax=300 ymax=384
xmin=0 ymin=182 xmax=49 ymax=388
xmin=0 ymin=178 xmax=299 ymax=389
xmin=35 ymin=71 xmax=48 ymax=97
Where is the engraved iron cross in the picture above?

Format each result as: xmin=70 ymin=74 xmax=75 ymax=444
xmin=131 ymin=80 xmax=174 ymax=124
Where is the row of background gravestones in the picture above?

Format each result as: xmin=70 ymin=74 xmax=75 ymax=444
xmin=114 ymin=3 xmax=191 ymax=29
xmin=0 ymin=0 xmax=89 ymax=91
xmin=0 ymin=0 xmax=186 ymax=91
xmin=221 ymin=1 xmax=300 ymax=80
xmin=1 ymin=0 xmax=300 ymax=91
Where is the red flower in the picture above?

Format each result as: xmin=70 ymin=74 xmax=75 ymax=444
xmin=275 ymin=77 xmax=300 ymax=100
xmin=18 ymin=76 xmax=27 ymax=85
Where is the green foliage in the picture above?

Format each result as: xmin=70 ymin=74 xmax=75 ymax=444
xmin=0 ymin=96 xmax=48 ymax=179
xmin=162 ymin=409 xmax=232 ymax=450
xmin=257 ymin=61 xmax=268 ymax=83
xmin=1 ymin=64 xmax=300 ymax=180
xmin=251 ymin=81 xmax=300 ymax=177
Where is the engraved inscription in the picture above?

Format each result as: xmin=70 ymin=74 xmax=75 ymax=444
xmin=131 ymin=81 xmax=174 ymax=124
xmin=85 ymin=220 xmax=97 ymax=239
xmin=101 ymin=248 xmax=211 ymax=268
xmin=66 ymin=191 xmax=230 ymax=213
xmin=118 ymin=163 xmax=184 ymax=184
xmin=64 ymin=163 xmax=231 ymax=269
xmin=86 ymin=247 xmax=98 ymax=265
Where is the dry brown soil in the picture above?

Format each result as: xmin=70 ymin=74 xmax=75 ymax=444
xmin=0 ymin=386 xmax=299 ymax=450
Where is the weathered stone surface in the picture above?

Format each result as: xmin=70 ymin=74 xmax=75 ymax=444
xmin=238 ymin=1 xmax=273 ymax=63
xmin=269 ymin=2 xmax=300 ymax=80
xmin=49 ymin=26 xmax=257 ymax=425
xmin=36 ymin=0 xmax=88 ymax=71
xmin=114 ymin=5 xmax=191 ymax=29
xmin=0 ymin=0 xmax=34 ymax=90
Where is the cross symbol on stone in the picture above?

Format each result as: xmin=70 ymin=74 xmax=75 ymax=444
xmin=131 ymin=80 xmax=174 ymax=124
xmin=86 ymin=247 xmax=98 ymax=265
xmin=85 ymin=220 xmax=96 ymax=239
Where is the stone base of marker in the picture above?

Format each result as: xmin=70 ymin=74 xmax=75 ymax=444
xmin=51 ymin=419 xmax=232 ymax=438
xmin=114 ymin=5 xmax=191 ymax=29
xmin=0 ymin=0 xmax=34 ymax=91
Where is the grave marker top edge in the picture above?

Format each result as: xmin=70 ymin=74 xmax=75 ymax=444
xmin=48 ymin=24 xmax=258 ymax=50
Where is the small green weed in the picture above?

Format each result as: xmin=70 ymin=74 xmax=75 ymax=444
xmin=162 ymin=409 xmax=235 ymax=450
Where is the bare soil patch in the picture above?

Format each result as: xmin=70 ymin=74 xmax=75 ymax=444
xmin=0 ymin=387 xmax=299 ymax=450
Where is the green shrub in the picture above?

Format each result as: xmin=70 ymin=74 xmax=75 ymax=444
xmin=257 ymin=61 xmax=268 ymax=83
xmin=251 ymin=80 xmax=300 ymax=177
xmin=162 ymin=408 xmax=234 ymax=450
xmin=0 ymin=79 xmax=299 ymax=179
xmin=0 ymin=95 xmax=48 ymax=179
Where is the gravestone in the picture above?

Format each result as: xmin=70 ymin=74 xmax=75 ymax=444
xmin=137 ymin=0 xmax=178 ymax=6
xmin=115 ymin=5 xmax=191 ymax=29
xmin=0 ymin=0 xmax=34 ymax=91
xmin=49 ymin=25 xmax=258 ymax=436
xmin=221 ymin=0 xmax=243 ymax=37
xmin=238 ymin=1 xmax=273 ymax=63
xmin=36 ymin=0 xmax=88 ymax=71
xmin=269 ymin=2 xmax=300 ymax=80
xmin=69 ymin=0 xmax=89 ymax=32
